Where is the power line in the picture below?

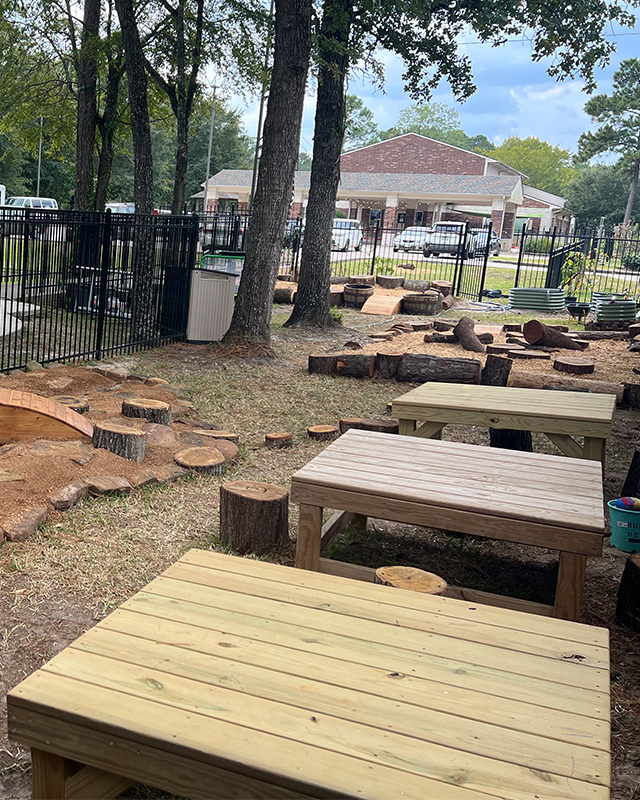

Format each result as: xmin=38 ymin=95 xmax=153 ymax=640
xmin=459 ymin=30 xmax=640 ymax=45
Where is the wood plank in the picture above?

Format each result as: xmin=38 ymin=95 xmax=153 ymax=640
xmin=554 ymin=553 xmax=588 ymax=621
xmin=118 ymin=591 xmax=610 ymax=718
xmin=360 ymin=294 xmax=403 ymax=315
xmin=65 ymin=765 xmax=134 ymax=800
xmin=583 ymin=437 xmax=607 ymax=468
xmin=0 ymin=389 xmax=93 ymax=444
xmin=546 ymin=432 xmax=584 ymax=459
xmin=31 ymin=748 xmax=69 ymax=800
xmin=444 ymin=584 xmax=554 ymax=616
xmin=31 ymin=650 xmax=610 ymax=798
xmin=291 ymin=482 xmax=604 ymax=556
xmin=412 ymin=421 xmax=446 ymax=439
xmin=93 ymin=608 xmax=609 ymax=745
xmin=163 ymin=563 xmax=609 ymax=666
xmin=295 ymin=504 xmax=322 ymax=570
xmin=138 ymin=578 xmax=608 ymax=690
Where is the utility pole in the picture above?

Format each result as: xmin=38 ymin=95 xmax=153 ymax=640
xmin=36 ymin=116 xmax=43 ymax=197
xmin=202 ymin=85 xmax=217 ymax=215
xmin=249 ymin=0 xmax=275 ymax=210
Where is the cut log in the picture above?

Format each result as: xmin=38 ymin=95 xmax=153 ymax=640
xmin=503 ymin=323 xmax=522 ymax=332
xmin=348 ymin=274 xmax=375 ymax=286
xmin=411 ymin=321 xmax=433 ymax=332
xmin=265 ymin=432 xmax=293 ymax=449
xmin=510 ymin=350 xmax=551 ymax=360
xmin=432 ymin=280 xmax=453 ymax=297
xmin=509 ymin=372 xmax=624 ymax=404
xmin=396 ymin=354 xmax=481 ymax=384
xmin=308 ymin=354 xmax=338 ymax=375
xmin=553 ymin=357 xmax=595 ymax=375
xmin=433 ymin=321 xmax=454 ymax=332
xmin=219 ymin=480 xmax=289 ymax=555
xmin=507 ymin=338 xmax=557 ymax=352
xmin=208 ymin=430 xmax=239 ymax=443
xmin=441 ymin=294 xmax=455 ymax=310
xmin=51 ymin=396 xmax=90 ymax=414
xmin=360 ymin=418 xmax=399 ymax=434
xmin=615 ymin=554 xmax=640 ymax=631
xmin=403 ymin=279 xmax=431 ymax=291
xmin=523 ymin=320 xmax=584 ymax=350
xmin=336 ymin=354 xmax=376 ymax=378
xmin=375 ymin=352 xmax=404 ymax=379
xmin=174 ymin=446 xmax=227 ymax=475
xmin=453 ymin=316 xmax=486 ymax=353
xmin=572 ymin=339 xmax=590 ymax=349
xmin=622 ymin=450 xmax=640 ymax=498
xmin=486 ymin=343 xmax=524 ymax=355
xmin=376 ymin=275 xmax=405 ymax=289
xmin=477 ymin=333 xmax=494 ymax=344
xmin=375 ymin=566 xmax=447 ymax=595
xmin=307 ymin=425 xmax=339 ymax=441
xmin=480 ymin=354 xmax=513 ymax=387
xmin=92 ymin=422 xmax=147 ymax=463
xmin=370 ymin=332 xmax=394 ymax=340
xmin=339 ymin=418 xmax=364 ymax=434
xmin=273 ymin=286 xmax=297 ymax=304
xmin=121 ymin=398 xmax=172 ymax=425
xmin=429 ymin=333 xmax=457 ymax=343
xmin=622 ymin=384 xmax=640 ymax=410
xmin=628 ymin=323 xmax=640 ymax=339
xmin=575 ymin=330 xmax=628 ymax=340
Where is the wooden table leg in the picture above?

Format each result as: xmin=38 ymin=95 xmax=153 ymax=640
xmin=398 ymin=419 xmax=416 ymax=436
xmin=295 ymin=504 xmax=323 ymax=571
xmin=583 ymin=437 xmax=606 ymax=473
xmin=414 ymin=421 xmax=446 ymax=440
xmin=553 ymin=552 xmax=587 ymax=621
xmin=32 ymin=748 xmax=70 ymax=799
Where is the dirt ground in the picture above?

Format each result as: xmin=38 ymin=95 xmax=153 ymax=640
xmin=0 ymin=303 xmax=639 ymax=799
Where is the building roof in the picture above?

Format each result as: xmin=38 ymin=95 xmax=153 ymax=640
xmin=196 ymin=170 xmax=522 ymax=199
xmin=522 ymin=184 xmax=566 ymax=209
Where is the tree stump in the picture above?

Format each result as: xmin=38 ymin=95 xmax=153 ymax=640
xmin=219 ymin=480 xmax=289 ymax=555
xmin=615 ymin=554 xmax=640 ymax=631
xmin=336 ymin=354 xmax=376 ymax=378
xmin=307 ymin=425 xmax=339 ymax=441
xmin=553 ymin=357 xmax=595 ymax=375
xmin=433 ymin=321 xmax=454 ymax=332
xmin=622 ymin=450 xmax=640 ymax=497
xmin=174 ymin=446 xmax=227 ymax=475
xmin=265 ymin=432 xmax=293 ymax=449
xmin=375 ymin=352 xmax=404 ymax=379
xmin=208 ymin=430 xmax=239 ymax=443
xmin=376 ymin=275 xmax=405 ymax=289
xmin=411 ymin=321 xmax=433 ymax=332
xmin=432 ymin=280 xmax=453 ymax=297
xmin=309 ymin=354 xmax=338 ymax=375
xmin=480 ymin=354 xmax=532 ymax=452
xmin=503 ymin=323 xmax=522 ymax=332
xmin=339 ymin=417 xmax=364 ymax=434
xmin=273 ymin=286 xmax=297 ymax=304
xmin=480 ymin=354 xmax=513 ymax=387
xmin=370 ymin=333 xmax=395 ymax=341
xmin=374 ymin=566 xmax=447 ymax=595
xmin=453 ymin=317 xmax=486 ymax=353
xmin=622 ymin=384 xmax=640 ymax=409
xmin=510 ymin=350 xmax=551 ymax=360
xmin=52 ymin=396 xmax=90 ymax=414
xmin=122 ymin=398 xmax=172 ymax=425
xmin=428 ymin=333 xmax=457 ymax=343
xmin=360 ymin=418 xmax=399 ymax=434
xmin=93 ymin=422 xmax=147 ymax=462
xmin=523 ymin=320 xmax=584 ymax=350
xmin=486 ymin=343 xmax=524 ymax=355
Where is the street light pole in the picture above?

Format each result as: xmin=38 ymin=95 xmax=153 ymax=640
xmin=202 ymin=85 xmax=217 ymax=214
xmin=36 ymin=116 xmax=43 ymax=197
xmin=249 ymin=0 xmax=275 ymax=210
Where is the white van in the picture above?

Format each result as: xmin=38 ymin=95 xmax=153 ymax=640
xmin=331 ymin=218 xmax=363 ymax=251
xmin=5 ymin=196 xmax=58 ymax=210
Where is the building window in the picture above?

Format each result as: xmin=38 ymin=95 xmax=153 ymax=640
xmin=370 ymin=209 xmax=381 ymax=224
xmin=397 ymin=212 xmax=406 ymax=224
xmin=415 ymin=211 xmax=423 ymax=225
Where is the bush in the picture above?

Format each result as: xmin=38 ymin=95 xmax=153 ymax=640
xmin=524 ymin=236 xmax=553 ymax=254
xmin=621 ymin=252 xmax=640 ymax=271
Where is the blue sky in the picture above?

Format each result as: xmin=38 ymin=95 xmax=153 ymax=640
xmin=237 ymin=21 xmax=640 ymax=157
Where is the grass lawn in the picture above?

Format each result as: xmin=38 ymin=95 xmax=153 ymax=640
xmin=0 ymin=304 xmax=639 ymax=799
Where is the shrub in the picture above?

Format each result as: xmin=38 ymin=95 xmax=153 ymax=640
xmin=524 ymin=236 xmax=553 ymax=254
xmin=621 ymin=252 xmax=640 ymax=271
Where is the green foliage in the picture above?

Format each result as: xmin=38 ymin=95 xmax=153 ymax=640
xmin=298 ymin=151 xmax=313 ymax=170
xmin=329 ymin=305 xmax=344 ymax=323
xmin=375 ymin=260 xmax=396 ymax=275
xmin=621 ymin=252 xmax=640 ymax=271
xmin=524 ymin=236 xmax=553 ymax=254
xmin=560 ymin=251 xmax=595 ymax=297
xmin=489 ymin=137 xmax=575 ymax=195
xmin=344 ymin=95 xmax=379 ymax=150
xmin=566 ymin=164 xmax=639 ymax=227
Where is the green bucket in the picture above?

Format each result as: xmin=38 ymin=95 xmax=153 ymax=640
xmin=608 ymin=500 xmax=640 ymax=552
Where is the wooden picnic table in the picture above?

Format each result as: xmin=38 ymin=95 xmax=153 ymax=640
xmin=292 ymin=429 xmax=605 ymax=621
xmin=8 ymin=549 xmax=610 ymax=800
xmin=391 ymin=383 xmax=616 ymax=466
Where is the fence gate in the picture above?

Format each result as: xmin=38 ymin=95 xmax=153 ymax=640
xmin=455 ymin=221 xmax=491 ymax=301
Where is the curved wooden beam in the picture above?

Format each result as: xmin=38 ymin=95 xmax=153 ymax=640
xmin=0 ymin=389 xmax=93 ymax=444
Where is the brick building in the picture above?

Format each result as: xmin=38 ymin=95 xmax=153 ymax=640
xmin=194 ymin=133 xmax=571 ymax=246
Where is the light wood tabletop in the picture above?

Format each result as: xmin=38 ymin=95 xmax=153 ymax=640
xmin=8 ymin=550 xmax=610 ymax=800
xmin=391 ymin=383 xmax=617 ymax=466
xmin=292 ymin=430 xmax=605 ymax=621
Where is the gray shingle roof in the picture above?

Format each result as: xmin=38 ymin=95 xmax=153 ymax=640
xmin=205 ymin=170 xmax=519 ymax=196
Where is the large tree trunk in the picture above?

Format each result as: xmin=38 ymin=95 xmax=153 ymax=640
xmin=480 ymin=353 xmax=533 ymax=452
xmin=95 ymin=57 xmax=124 ymax=212
xmin=284 ymin=0 xmax=353 ymax=329
xmin=115 ymin=0 xmax=154 ymax=214
xmin=223 ymin=0 xmax=312 ymax=346
xmin=624 ymin=156 xmax=640 ymax=226
xmin=75 ymin=0 xmax=101 ymax=210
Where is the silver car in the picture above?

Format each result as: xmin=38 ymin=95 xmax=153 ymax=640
xmin=393 ymin=226 xmax=430 ymax=252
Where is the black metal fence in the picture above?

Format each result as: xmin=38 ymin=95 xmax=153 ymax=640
xmin=515 ymin=227 xmax=640 ymax=301
xmin=0 ymin=209 xmax=198 ymax=372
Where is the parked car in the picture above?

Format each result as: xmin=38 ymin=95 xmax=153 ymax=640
xmin=422 ymin=222 xmax=477 ymax=258
xmin=105 ymin=201 xmax=135 ymax=214
xmin=393 ymin=226 xmax=430 ymax=252
xmin=283 ymin=219 xmax=304 ymax=249
xmin=199 ymin=215 xmax=247 ymax=252
xmin=331 ymin=219 xmax=362 ymax=251
xmin=1 ymin=196 xmax=58 ymax=236
xmin=472 ymin=227 xmax=501 ymax=256
xmin=3 ymin=196 xmax=58 ymax=210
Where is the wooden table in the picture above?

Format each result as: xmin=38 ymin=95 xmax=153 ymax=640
xmin=8 ymin=550 xmax=611 ymax=800
xmin=292 ymin=429 xmax=605 ymax=621
xmin=391 ymin=383 xmax=616 ymax=466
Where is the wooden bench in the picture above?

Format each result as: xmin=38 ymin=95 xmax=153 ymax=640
xmin=292 ymin=429 xmax=605 ymax=621
xmin=8 ymin=550 xmax=611 ymax=800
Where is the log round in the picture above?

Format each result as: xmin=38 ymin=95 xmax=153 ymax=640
xmin=510 ymin=350 xmax=551 ymax=360
xmin=122 ymin=397 xmax=172 ymax=425
xmin=486 ymin=343 xmax=525 ymax=355
xmin=339 ymin=418 xmax=364 ymax=434
xmin=308 ymin=354 xmax=338 ymax=375
xmin=219 ymin=480 xmax=289 ymax=555
xmin=344 ymin=284 xmax=374 ymax=307
xmin=265 ymin=431 xmax=294 ymax=449
xmin=360 ymin=418 xmax=399 ymax=434
xmin=273 ymin=286 xmax=297 ymax=304
xmin=348 ymin=274 xmax=375 ymax=286
xmin=396 ymin=354 xmax=481 ymax=384
xmin=431 ymin=280 xmax=453 ymax=297
xmin=480 ymin=354 xmax=513 ymax=387
xmin=307 ymin=425 xmax=339 ymax=441
xmin=503 ymin=323 xmax=522 ymax=332
xmin=93 ymin=422 xmax=147 ymax=463
xmin=52 ymin=396 xmax=90 ymax=414
xmin=553 ymin=357 xmax=595 ymax=375
xmin=375 ymin=352 xmax=404 ymax=379
xmin=433 ymin=321 xmax=454 ymax=331
xmin=523 ymin=320 xmax=584 ymax=350
xmin=453 ymin=317 xmax=485 ymax=353
xmin=174 ymin=446 xmax=227 ymax=475
xmin=374 ymin=566 xmax=447 ymax=595
xmin=208 ymin=430 xmax=239 ymax=443
xmin=429 ymin=333 xmax=457 ymax=344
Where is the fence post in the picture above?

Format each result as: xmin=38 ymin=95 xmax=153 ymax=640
xmin=370 ymin=219 xmax=379 ymax=275
xmin=20 ymin=208 xmax=31 ymax=302
xmin=94 ymin=210 xmax=112 ymax=361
